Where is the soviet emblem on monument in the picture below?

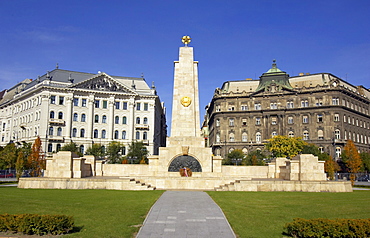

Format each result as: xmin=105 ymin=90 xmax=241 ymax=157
xmin=180 ymin=96 xmax=191 ymax=107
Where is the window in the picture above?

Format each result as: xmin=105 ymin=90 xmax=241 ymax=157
xmin=315 ymin=99 xmax=322 ymax=106
xmin=95 ymin=115 xmax=99 ymax=123
xmin=286 ymin=101 xmax=294 ymax=108
xmin=343 ymin=115 xmax=346 ymax=123
xmin=50 ymin=96 xmax=56 ymax=104
xmin=288 ymin=131 xmax=294 ymax=138
xmin=318 ymin=130 xmax=324 ymax=140
xmin=256 ymin=117 xmax=261 ymax=125
xmin=122 ymin=116 xmax=127 ymax=124
xmin=229 ymin=118 xmax=234 ymax=126
xmin=56 ymin=144 xmax=61 ymax=152
xmin=93 ymin=129 xmax=98 ymax=138
xmin=80 ymin=129 xmax=85 ymax=138
xmin=288 ymin=116 xmax=294 ymax=124
xmin=122 ymin=131 xmax=126 ymax=139
xmin=334 ymin=114 xmax=339 ymax=122
xmin=136 ymin=131 xmax=140 ymax=140
xmin=143 ymin=117 xmax=148 ymax=124
xmin=58 ymin=112 xmax=63 ymax=119
xmin=82 ymin=99 xmax=87 ymax=107
xmin=303 ymin=115 xmax=308 ymax=124
xmin=59 ymin=96 xmax=64 ymax=105
xmin=95 ymin=100 xmax=100 ymax=108
xmin=216 ymin=133 xmax=220 ymax=143
xmin=115 ymin=116 xmax=119 ymax=124
xmin=72 ymin=128 xmax=77 ymax=137
xmin=57 ymin=127 xmax=62 ymax=136
xmin=144 ymin=103 xmax=148 ymax=111
xmin=81 ymin=114 xmax=86 ymax=122
xmin=256 ymin=132 xmax=261 ymax=142
xmin=48 ymin=143 xmax=53 ymax=152
xmin=332 ymin=97 xmax=339 ymax=105
xmin=50 ymin=111 xmax=55 ymax=119
xmin=242 ymin=119 xmax=247 ymax=126
xmin=143 ymin=132 xmax=147 ymax=140
xmin=136 ymin=103 xmax=141 ymax=110
xmin=271 ymin=117 xmax=277 ymax=125
xmin=228 ymin=105 xmax=235 ymax=111
xmin=49 ymin=127 xmax=54 ymax=136
xmin=123 ymin=102 xmax=128 ymax=110
xmin=73 ymin=113 xmax=78 ymax=121
xmin=229 ymin=133 xmax=235 ymax=142
xmin=319 ymin=147 xmax=324 ymax=153
xmin=317 ymin=114 xmax=323 ymax=122
xmin=272 ymin=131 xmax=277 ymax=137
xmin=215 ymin=105 xmax=221 ymax=112
xmin=301 ymin=100 xmax=308 ymax=107
xmin=270 ymin=102 xmax=277 ymax=109
xmin=101 ymin=130 xmax=106 ymax=139
xmin=136 ymin=117 xmax=141 ymax=124
xmin=80 ymin=145 xmax=84 ymax=155
xmin=114 ymin=130 xmax=119 ymax=139
xmin=103 ymin=100 xmax=108 ymax=109
xmin=241 ymin=105 xmax=248 ymax=111
xmin=73 ymin=98 xmax=79 ymax=106
xmin=102 ymin=115 xmax=107 ymax=123
xmin=216 ymin=119 xmax=220 ymax=127
xmin=344 ymin=130 xmax=347 ymax=140
xmin=254 ymin=103 xmax=261 ymax=110
xmin=303 ymin=130 xmax=309 ymax=140
xmin=242 ymin=132 xmax=248 ymax=142
xmin=115 ymin=102 xmax=120 ymax=109
xmin=335 ymin=147 xmax=341 ymax=159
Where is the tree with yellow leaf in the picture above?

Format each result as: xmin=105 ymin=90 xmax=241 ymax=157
xmin=265 ymin=135 xmax=307 ymax=159
xmin=27 ymin=136 xmax=45 ymax=177
xmin=342 ymin=140 xmax=362 ymax=186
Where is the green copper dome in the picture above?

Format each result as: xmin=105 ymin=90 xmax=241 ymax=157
xmin=255 ymin=60 xmax=293 ymax=92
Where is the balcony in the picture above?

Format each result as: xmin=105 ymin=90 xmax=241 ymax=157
xmin=48 ymin=135 xmax=64 ymax=142
xmin=135 ymin=124 xmax=149 ymax=130
xmin=49 ymin=118 xmax=65 ymax=125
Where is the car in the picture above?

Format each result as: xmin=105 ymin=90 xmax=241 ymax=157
xmin=0 ymin=173 xmax=14 ymax=178
xmin=357 ymin=175 xmax=370 ymax=182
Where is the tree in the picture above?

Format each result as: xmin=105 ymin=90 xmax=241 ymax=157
xmin=342 ymin=140 xmax=362 ymax=186
xmin=28 ymin=137 xmax=45 ymax=177
xmin=302 ymin=143 xmax=329 ymax=161
xmin=106 ymin=141 xmax=124 ymax=164
xmin=244 ymin=150 xmax=266 ymax=166
xmin=86 ymin=143 xmax=105 ymax=159
xmin=359 ymin=152 xmax=370 ymax=172
xmin=0 ymin=143 xmax=17 ymax=170
xmin=15 ymin=143 xmax=32 ymax=180
xmin=225 ymin=149 xmax=245 ymax=165
xmin=60 ymin=142 xmax=82 ymax=156
xmin=265 ymin=135 xmax=307 ymax=158
xmin=126 ymin=141 xmax=149 ymax=164
xmin=324 ymin=155 xmax=340 ymax=180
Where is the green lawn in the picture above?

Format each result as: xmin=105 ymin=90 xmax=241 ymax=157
xmin=0 ymin=187 xmax=164 ymax=238
xmin=207 ymin=191 xmax=370 ymax=238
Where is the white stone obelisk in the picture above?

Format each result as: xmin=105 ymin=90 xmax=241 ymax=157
xmin=170 ymin=46 xmax=201 ymax=138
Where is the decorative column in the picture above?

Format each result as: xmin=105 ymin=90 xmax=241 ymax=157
xmin=107 ymin=95 xmax=115 ymax=140
xmin=64 ymin=94 xmax=73 ymax=141
xmin=39 ymin=93 xmax=50 ymax=152
xmin=128 ymin=98 xmax=135 ymax=140
xmin=86 ymin=94 xmax=95 ymax=139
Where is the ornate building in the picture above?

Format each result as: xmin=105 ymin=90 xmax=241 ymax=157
xmin=205 ymin=61 xmax=370 ymax=160
xmin=0 ymin=68 xmax=167 ymax=156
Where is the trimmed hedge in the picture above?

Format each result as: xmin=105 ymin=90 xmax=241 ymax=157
xmin=284 ymin=218 xmax=370 ymax=238
xmin=0 ymin=213 xmax=74 ymax=236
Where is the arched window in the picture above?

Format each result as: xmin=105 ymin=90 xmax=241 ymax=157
xmin=94 ymin=115 xmax=99 ymax=123
xmin=50 ymin=111 xmax=55 ymax=119
xmin=136 ymin=117 xmax=140 ymax=124
xmin=115 ymin=116 xmax=119 ymax=124
xmin=216 ymin=133 xmax=220 ymax=143
xmin=242 ymin=147 xmax=248 ymax=154
xmin=57 ymin=127 xmax=62 ymax=136
xmin=143 ymin=132 xmax=147 ymax=140
xmin=122 ymin=116 xmax=127 ymax=124
xmin=81 ymin=114 xmax=86 ymax=122
xmin=122 ymin=131 xmax=126 ymax=139
xmin=335 ymin=147 xmax=341 ymax=159
xmin=72 ymin=128 xmax=77 ymax=137
xmin=80 ymin=145 xmax=84 ymax=155
xmin=335 ymin=129 xmax=340 ymax=140
xmin=48 ymin=143 xmax=53 ymax=152
xmin=303 ymin=130 xmax=309 ymax=140
xmin=318 ymin=130 xmax=324 ymax=140
xmin=58 ymin=112 xmax=63 ymax=119
xmin=80 ymin=129 xmax=85 ymax=138
xmin=93 ymin=129 xmax=98 ymax=138
xmin=56 ymin=144 xmax=61 ymax=152
xmin=256 ymin=132 xmax=261 ymax=142
xmin=242 ymin=132 xmax=248 ymax=142
xmin=229 ymin=132 xmax=235 ymax=142
xmin=73 ymin=113 xmax=78 ymax=121
xmin=49 ymin=127 xmax=54 ymax=136
xmin=136 ymin=131 xmax=140 ymax=140
xmin=229 ymin=148 xmax=235 ymax=153
xmin=272 ymin=131 xmax=277 ymax=137
xmin=114 ymin=130 xmax=119 ymax=139
xmin=101 ymin=130 xmax=106 ymax=138
xmin=102 ymin=115 xmax=107 ymax=123
xmin=143 ymin=117 xmax=148 ymax=124
xmin=122 ymin=146 xmax=126 ymax=155
xmin=288 ymin=131 xmax=294 ymax=138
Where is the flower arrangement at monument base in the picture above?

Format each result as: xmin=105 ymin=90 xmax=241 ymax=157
xmin=179 ymin=167 xmax=192 ymax=177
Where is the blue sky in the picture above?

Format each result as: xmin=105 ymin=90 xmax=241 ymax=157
xmin=1 ymin=1 xmax=369 ymax=129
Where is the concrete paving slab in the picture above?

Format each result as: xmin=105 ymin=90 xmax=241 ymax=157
xmin=137 ymin=191 xmax=236 ymax=238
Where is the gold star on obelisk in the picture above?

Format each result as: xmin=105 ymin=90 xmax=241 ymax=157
xmin=181 ymin=35 xmax=191 ymax=46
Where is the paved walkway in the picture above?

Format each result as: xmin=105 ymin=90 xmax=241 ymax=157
xmin=136 ymin=191 xmax=236 ymax=238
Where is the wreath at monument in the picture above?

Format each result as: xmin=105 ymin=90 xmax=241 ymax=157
xmin=179 ymin=167 xmax=192 ymax=177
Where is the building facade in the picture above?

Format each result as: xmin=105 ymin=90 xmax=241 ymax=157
xmin=205 ymin=61 xmax=370 ymax=160
xmin=0 ymin=68 xmax=167 ymax=156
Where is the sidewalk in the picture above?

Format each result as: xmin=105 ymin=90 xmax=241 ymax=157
xmin=136 ymin=191 xmax=236 ymax=238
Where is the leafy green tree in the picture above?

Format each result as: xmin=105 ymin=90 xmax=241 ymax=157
xmin=342 ymin=140 xmax=362 ymax=185
xmin=126 ymin=141 xmax=149 ymax=164
xmin=0 ymin=143 xmax=17 ymax=170
xmin=28 ymin=137 xmax=45 ymax=177
xmin=86 ymin=143 xmax=105 ymax=159
xmin=224 ymin=149 xmax=244 ymax=165
xmin=359 ymin=152 xmax=370 ymax=172
xmin=106 ymin=141 xmax=124 ymax=164
xmin=244 ymin=150 xmax=266 ymax=166
xmin=265 ymin=135 xmax=307 ymax=158
xmin=60 ymin=142 xmax=82 ymax=157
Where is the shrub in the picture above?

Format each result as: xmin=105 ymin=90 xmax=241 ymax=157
xmin=284 ymin=218 xmax=370 ymax=238
xmin=0 ymin=213 xmax=74 ymax=235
